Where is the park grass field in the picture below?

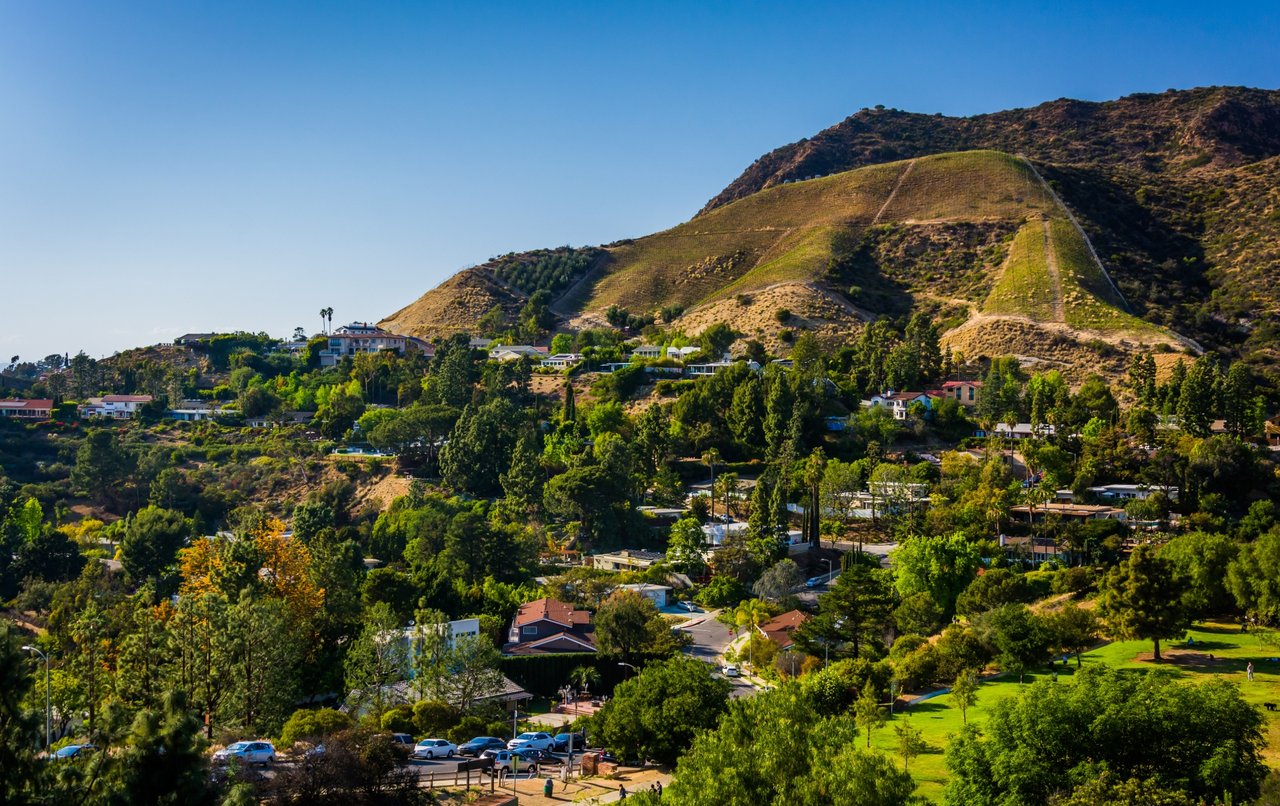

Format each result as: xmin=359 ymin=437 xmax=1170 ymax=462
xmin=868 ymin=621 xmax=1280 ymax=802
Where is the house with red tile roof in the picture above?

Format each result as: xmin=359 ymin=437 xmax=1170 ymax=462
xmin=0 ymin=399 xmax=53 ymax=420
xmin=757 ymin=609 xmax=810 ymax=651
xmin=504 ymin=597 xmax=596 ymax=654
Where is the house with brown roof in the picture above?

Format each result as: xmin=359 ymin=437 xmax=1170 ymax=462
xmin=504 ymin=597 xmax=596 ymax=654
xmin=0 ymin=399 xmax=54 ymax=420
xmin=757 ymin=609 xmax=810 ymax=651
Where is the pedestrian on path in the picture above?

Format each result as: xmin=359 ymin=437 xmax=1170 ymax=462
xmin=1248 ymin=661 xmax=1255 ymax=681
xmin=619 ymin=784 xmax=628 ymax=799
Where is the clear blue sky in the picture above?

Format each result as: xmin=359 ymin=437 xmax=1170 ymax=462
xmin=4 ymin=1 xmax=1278 ymax=361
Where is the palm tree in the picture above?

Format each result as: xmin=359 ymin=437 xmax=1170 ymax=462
xmin=734 ymin=599 xmax=771 ymax=670
xmin=569 ymin=665 xmax=600 ymax=695
xmin=327 ymin=307 xmax=334 ymax=333
xmin=319 ymin=308 xmax=328 ymax=335
xmin=702 ymin=448 xmax=721 ymax=521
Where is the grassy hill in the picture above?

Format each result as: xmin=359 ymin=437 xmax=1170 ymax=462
xmin=384 ymin=87 xmax=1280 ymax=381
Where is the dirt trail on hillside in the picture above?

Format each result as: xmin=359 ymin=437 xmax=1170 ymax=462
xmin=871 ymin=158 xmax=916 ymax=224
xmin=1042 ymin=218 xmax=1067 ymax=322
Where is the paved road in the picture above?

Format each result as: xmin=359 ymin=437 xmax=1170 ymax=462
xmin=678 ymin=610 xmax=733 ymax=663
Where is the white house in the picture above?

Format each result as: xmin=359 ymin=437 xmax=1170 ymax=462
xmin=862 ymin=391 xmax=931 ymax=420
xmin=540 ymin=353 xmax=584 ymax=369
xmin=1086 ymin=483 xmax=1180 ymax=503
xmin=630 ymin=345 xmax=664 ymax=360
xmin=666 ymin=346 xmax=701 ymax=360
xmin=79 ymin=394 xmax=153 ymax=419
xmin=401 ymin=617 xmax=483 ymax=660
xmin=617 ymin=583 xmax=671 ymax=609
xmin=489 ymin=345 xmax=548 ymax=361
xmin=167 ymin=403 xmax=229 ymax=422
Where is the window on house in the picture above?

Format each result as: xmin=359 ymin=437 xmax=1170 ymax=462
xmin=522 ymin=626 xmax=537 ymax=635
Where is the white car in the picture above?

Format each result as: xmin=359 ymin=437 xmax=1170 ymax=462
xmin=507 ymin=731 xmax=554 ymax=751
xmin=721 ymin=664 xmax=741 ymax=677
xmin=214 ymin=740 xmax=276 ymax=766
xmin=413 ymin=738 xmax=457 ymax=759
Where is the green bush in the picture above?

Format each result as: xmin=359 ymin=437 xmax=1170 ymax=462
xmin=380 ymin=704 xmax=415 ymax=734
xmin=279 ymin=707 xmax=353 ymax=746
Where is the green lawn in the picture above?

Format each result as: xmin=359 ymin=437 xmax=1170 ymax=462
xmin=867 ymin=621 xmax=1280 ymax=802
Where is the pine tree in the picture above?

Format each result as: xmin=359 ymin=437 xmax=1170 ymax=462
xmin=1176 ymin=355 xmax=1218 ymax=437
xmin=1100 ymin=545 xmax=1189 ymax=661
xmin=1222 ymin=362 xmax=1257 ymax=437
xmin=561 ymin=379 xmax=576 ymax=424
xmin=500 ymin=431 xmax=544 ymax=519
xmin=729 ymin=375 xmax=765 ymax=455
xmin=763 ymin=371 xmax=793 ymax=462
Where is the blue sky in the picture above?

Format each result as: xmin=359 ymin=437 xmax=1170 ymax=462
xmin=3 ymin=1 xmax=1278 ymax=361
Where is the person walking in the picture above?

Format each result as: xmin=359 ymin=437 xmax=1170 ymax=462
xmin=619 ymin=783 xmax=628 ymax=799
xmin=1248 ymin=661 xmax=1255 ymax=681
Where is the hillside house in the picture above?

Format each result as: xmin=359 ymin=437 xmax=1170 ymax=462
xmin=540 ymin=353 xmax=584 ymax=369
xmin=173 ymin=333 xmax=217 ymax=346
xmin=666 ymin=346 xmax=701 ymax=360
xmin=1009 ymin=502 xmax=1127 ymax=523
xmin=863 ymin=391 xmax=931 ymax=420
xmin=320 ymin=323 xmax=417 ymax=367
xmin=1086 ymin=483 xmax=1179 ymax=503
xmin=937 ymin=380 xmax=982 ymax=407
xmin=592 ymin=549 xmax=665 ymax=572
xmin=504 ymin=597 xmax=596 ymax=655
xmin=975 ymin=422 xmax=1056 ymax=440
xmin=489 ymin=345 xmax=548 ymax=362
xmin=79 ymin=394 xmax=153 ymax=419
xmin=0 ymin=399 xmax=53 ymax=420
xmin=630 ymin=345 xmax=664 ymax=360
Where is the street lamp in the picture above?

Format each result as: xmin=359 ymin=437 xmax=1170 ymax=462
xmin=21 ymin=645 xmax=50 ymax=752
xmin=617 ymin=662 xmax=637 ymax=675
xmin=823 ymin=557 xmax=833 ymax=583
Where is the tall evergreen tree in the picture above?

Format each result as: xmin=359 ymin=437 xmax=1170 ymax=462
xmin=1176 ymin=355 xmax=1218 ymax=437
xmin=1100 ymin=545 xmax=1189 ymax=661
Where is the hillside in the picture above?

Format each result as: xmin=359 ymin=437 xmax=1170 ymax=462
xmin=384 ymin=87 xmax=1280 ymax=382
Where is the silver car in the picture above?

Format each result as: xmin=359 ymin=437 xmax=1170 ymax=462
xmin=214 ymin=740 xmax=276 ymax=766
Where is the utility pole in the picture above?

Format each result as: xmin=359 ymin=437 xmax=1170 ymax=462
xmin=21 ymin=646 xmax=50 ymax=752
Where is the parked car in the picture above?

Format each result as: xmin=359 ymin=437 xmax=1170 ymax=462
xmin=412 ymin=738 xmax=457 ymax=759
xmin=482 ymin=748 xmax=538 ymax=774
xmin=52 ymin=744 xmax=98 ymax=761
xmin=507 ymin=731 xmax=554 ymax=751
xmin=721 ymin=664 xmax=741 ymax=677
xmin=388 ymin=733 xmax=415 ymax=747
xmin=805 ymin=576 xmax=824 ymax=588
xmin=459 ymin=736 xmax=507 ymax=757
xmin=518 ymin=747 xmax=562 ymax=765
xmin=551 ymin=732 xmax=586 ymax=752
xmin=213 ymin=741 xmax=277 ymax=766
xmin=679 ymin=601 xmax=699 ymax=613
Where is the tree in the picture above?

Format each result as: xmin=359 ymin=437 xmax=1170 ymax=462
xmin=589 ymin=656 xmax=730 ymax=766
xmin=440 ymin=397 xmax=521 ymax=496
xmin=499 ymin=431 xmax=544 ymax=520
xmin=666 ymin=517 xmax=708 ymax=576
xmin=894 ymin=717 xmax=927 ymax=772
xmin=1043 ymin=604 xmax=1097 ymax=668
xmin=892 ymin=533 xmax=981 ymax=621
xmin=413 ymin=634 xmax=505 ymax=713
xmin=794 ymin=558 xmax=896 ymax=660
xmin=543 ymin=465 xmax=622 ymax=539
xmin=980 ymin=604 xmax=1050 ymax=683
xmin=102 ymin=690 xmax=215 ymax=806
xmin=224 ymin=591 xmax=303 ymax=736
xmin=950 ymin=668 xmax=979 ymax=724
xmin=0 ymin=624 xmax=42 ymax=801
xmin=71 ymin=427 xmax=137 ymax=509
xmin=666 ymin=685 xmax=918 ymax=805
xmin=1176 ymin=355 xmax=1218 ymax=437
xmin=943 ymin=666 xmax=1266 ymax=806
xmin=120 ymin=505 xmax=192 ymax=586
xmin=595 ymin=590 xmax=680 ymax=659
xmin=1099 ymin=545 xmax=1189 ymax=661
xmin=1227 ymin=528 xmax=1280 ymax=622
xmin=752 ymin=559 xmax=802 ymax=602
xmin=854 ymin=681 xmax=886 ymax=748
xmin=343 ymin=602 xmax=408 ymax=721
xmin=1159 ymin=531 xmax=1237 ymax=617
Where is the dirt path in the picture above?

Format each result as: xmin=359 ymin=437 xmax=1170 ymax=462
xmin=1041 ymin=218 xmax=1067 ymax=322
xmin=871 ymin=158 xmax=916 ymax=225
